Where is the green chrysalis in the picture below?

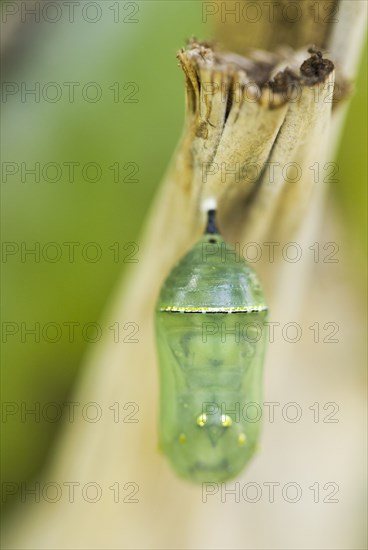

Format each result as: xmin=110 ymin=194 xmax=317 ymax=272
xmin=155 ymin=210 xmax=268 ymax=483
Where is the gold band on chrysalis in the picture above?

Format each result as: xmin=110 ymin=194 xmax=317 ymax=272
xmin=159 ymin=305 xmax=268 ymax=313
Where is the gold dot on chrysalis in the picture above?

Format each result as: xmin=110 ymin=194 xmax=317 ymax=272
xmin=238 ymin=433 xmax=247 ymax=446
xmin=179 ymin=433 xmax=187 ymax=445
xmin=196 ymin=413 xmax=207 ymax=427
xmin=221 ymin=414 xmax=232 ymax=427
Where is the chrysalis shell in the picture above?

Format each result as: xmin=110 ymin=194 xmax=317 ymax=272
xmin=155 ymin=225 xmax=268 ymax=483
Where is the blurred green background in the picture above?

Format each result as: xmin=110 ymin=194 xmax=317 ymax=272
xmin=1 ymin=0 xmax=366 ymax=517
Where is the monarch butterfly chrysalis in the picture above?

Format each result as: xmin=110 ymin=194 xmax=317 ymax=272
xmin=155 ymin=209 xmax=268 ymax=483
